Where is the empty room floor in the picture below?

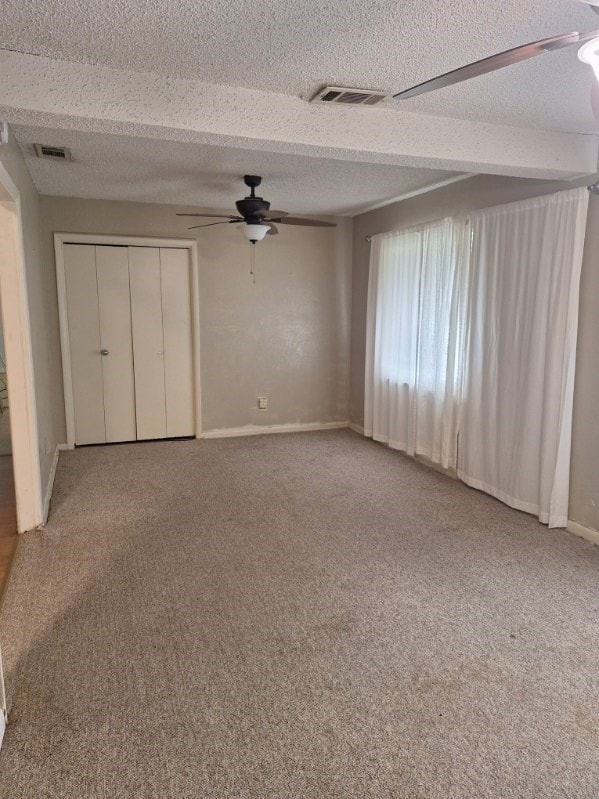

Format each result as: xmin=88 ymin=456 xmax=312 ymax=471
xmin=0 ymin=430 xmax=598 ymax=798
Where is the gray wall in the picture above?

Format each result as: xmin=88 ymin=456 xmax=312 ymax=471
xmin=39 ymin=197 xmax=352 ymax=433
xmin=570 ymin=199 xmax=599 ymax=532
xmin=0 ymin=133 xmax=64 ymax=496
xmin=349 ymin=174 xmax=599 ymax=531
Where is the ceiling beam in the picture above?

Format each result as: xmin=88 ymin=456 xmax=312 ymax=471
xmin=0 ymin=50 xmax=597 ymax=180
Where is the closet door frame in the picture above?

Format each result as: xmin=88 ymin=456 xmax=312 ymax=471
xmin=55 ymin=233 xmax=202 ymax=449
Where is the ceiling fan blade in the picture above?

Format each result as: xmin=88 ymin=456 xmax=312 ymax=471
xmin=262 ymin=210 xmax=288 ymax=219
xmin=394 ymin=31 xmax=597 ymax=100
xmin=266 ymin=224 xmax=279 ymax=235
xmin=187 ymin=220 xmax=237 ymax=229
xmin=177 ymin=213 xmax=241 ymax=219
xmin=274 ymin=217 xmax=336 ymax=227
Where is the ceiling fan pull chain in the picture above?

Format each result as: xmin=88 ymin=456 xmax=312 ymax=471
xmin=250 ymin=243 xmax=256 ymax=283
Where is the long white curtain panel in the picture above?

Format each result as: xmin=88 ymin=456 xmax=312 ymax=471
xmin=458 ymin=188 xmax=588 ymax=528
xmin=364 ymin=219 xmax=469 ymax=469
xmin=365 ymin=187 xmax=588 ymax=528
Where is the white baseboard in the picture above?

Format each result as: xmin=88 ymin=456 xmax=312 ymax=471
xmin=202 ymin=421 xmax=349 ymax=439
xmin=567 ymin=519 xmax=599 ymax=546
xmin=348 ymin=422 xmax=364 ymax=435
xmin=42 ymin=444 xmax=67 ymax=524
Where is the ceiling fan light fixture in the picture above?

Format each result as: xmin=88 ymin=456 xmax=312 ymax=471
xmin=578 ymin=37 xmax=599 ymax=80
xmin=241 ymin=223 xmax=270 ymax=243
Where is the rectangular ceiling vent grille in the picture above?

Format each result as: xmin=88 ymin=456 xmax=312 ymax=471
xmin=310 ymin=86 xmax=387 ymax=106
xmin=34 ymin=143 xmax=72 ymax=161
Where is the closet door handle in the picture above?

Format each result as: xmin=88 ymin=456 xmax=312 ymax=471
xmin=100 ymin=349 xmax=109 ymax=356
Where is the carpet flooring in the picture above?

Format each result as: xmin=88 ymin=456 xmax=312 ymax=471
xmin=0 ymin=430 xmax=598 ymax=798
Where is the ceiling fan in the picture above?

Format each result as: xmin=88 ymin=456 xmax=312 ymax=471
xmin=394 ymin=0 xmax=599 ymax=117
xmin=177 ymin=175 xmax=336 ymax=243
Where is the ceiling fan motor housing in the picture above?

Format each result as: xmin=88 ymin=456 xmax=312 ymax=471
xmin=177 ymin=174 xmax=336 ymax=235
xmin=235 ymin=197 xmax=271 ymax=220
xmin=237 ymin=174 xmax=270 ymax=220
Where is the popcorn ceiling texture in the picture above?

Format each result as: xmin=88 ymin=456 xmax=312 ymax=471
xmin=11 ymin=124 xmax=459 ymax=213
xmin=1 ymin=48 xmax=595 ymax=203
xmin=0 ymin=1 xmax=598 ymax=210
xmin=0 ymin=0 xmax=596 ymax=133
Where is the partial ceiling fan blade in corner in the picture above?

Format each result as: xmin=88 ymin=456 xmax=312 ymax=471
xmin=177 ymin=213 xmax=241 ymax=219
xmin=275 ymin=217 xmax=336 ymax=227
xmin=262 ymin=210 xmax=288 ymax=219
xmin=266 ymin=224 xmax=279 ymax=235
xmin=394 ymin=31 xmax=586 ymax=100
xmin=187 ymin=221 xmax=236 ymax=230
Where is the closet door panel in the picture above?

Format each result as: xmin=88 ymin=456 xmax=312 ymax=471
xmin=63 ymin=244 xmax=106 ymax=445
xmin=96 ymin=246 xmax=137 ymax=443
xmin=128 ymin=247 xmax=167 ymax=440
xmin=160 ymin=248 xmax=195 ymax=437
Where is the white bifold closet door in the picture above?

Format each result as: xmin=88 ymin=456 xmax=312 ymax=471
xmin=128 ymin=247 xmax=194 ymax=440
xmin=96 ymin=246 xmax=137 ymax=443
xmin=63 ymin=243 xmax=194 ymax=445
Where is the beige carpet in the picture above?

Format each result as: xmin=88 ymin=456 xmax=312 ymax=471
xmin=0 ymin=430 xmax=598 ymax=798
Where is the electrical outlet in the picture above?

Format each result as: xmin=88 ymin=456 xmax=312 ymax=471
xmin=257 ymin=396 xmax=268 ymax=410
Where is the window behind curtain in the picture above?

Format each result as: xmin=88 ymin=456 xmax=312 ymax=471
xmin=364 ymin=218 xmax=469 ymax=469
xmin=364 ymin=188 xmax=588 ymax=527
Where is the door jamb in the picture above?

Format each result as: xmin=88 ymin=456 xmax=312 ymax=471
xmin=0 ymin=164 xmax=43 ymax=532
xmin=54 ymin=233 xmax=202 ymax=448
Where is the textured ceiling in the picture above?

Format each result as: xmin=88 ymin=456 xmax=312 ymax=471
xmin=1 ymin=0 xmax=597 ymax=131
xmin=11 ymin=125 xmax=461 ymax=215
xmin=2 ymin=0 xmax=599 ymax=213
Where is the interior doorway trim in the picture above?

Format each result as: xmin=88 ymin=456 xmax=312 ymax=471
xmin=0 ymin=164 xmax=44 ymax=532
xmin=54 ymin=233 xmax=202 ymax=449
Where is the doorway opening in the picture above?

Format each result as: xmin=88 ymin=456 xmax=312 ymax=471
xmin=0 ymin=150 xmax=46 ymax=747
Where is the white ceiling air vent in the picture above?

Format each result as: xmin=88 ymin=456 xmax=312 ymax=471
xmin=310 ymin=86 xmax=387 ymax=106
xmin=34 ymin=143 xmax=72 ymax=161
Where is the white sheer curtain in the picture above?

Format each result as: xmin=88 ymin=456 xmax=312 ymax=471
xmin=458 ymin=188 xmax=588 ymax=527
xmin=364 ymin=219 xmax=469 ymax=469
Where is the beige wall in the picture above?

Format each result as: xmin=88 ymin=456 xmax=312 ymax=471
xmin=349 ymin=174 xmax=599 ymax=531
xmin=40 ymin=197 xmax=352 ymax=433
xmin=570 ymin=197 xmax=599 ymax=532
xmin=0 ymin=134 xmax=64 ymax=497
